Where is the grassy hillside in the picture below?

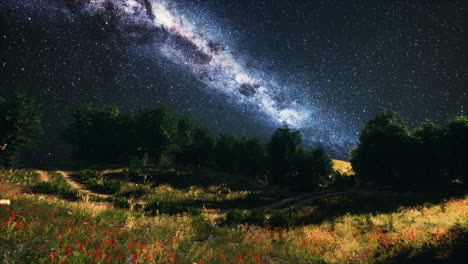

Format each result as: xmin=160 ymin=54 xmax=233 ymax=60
xmin=332 ymin=160 xmax=354 ymax=176
xmin=1 ymin=168 xmax=466 ymax=263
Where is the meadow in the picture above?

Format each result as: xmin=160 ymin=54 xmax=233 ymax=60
xmin=0 ymin=168 xmax=466 ymax=263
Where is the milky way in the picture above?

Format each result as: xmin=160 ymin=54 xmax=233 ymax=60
xmin=72 ymin=0 xmax=311 ymax=128
xmin=1 ymin=0 xmax=466 ymax=161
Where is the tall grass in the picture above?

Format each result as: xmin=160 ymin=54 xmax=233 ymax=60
xmin=0 ymin=188 xmax=466 ymax=263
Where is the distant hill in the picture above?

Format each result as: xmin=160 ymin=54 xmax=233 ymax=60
xmin=332 ymin=159 xmax=354 ymax=176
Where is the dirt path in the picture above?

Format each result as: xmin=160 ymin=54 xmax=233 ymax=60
xmin=276 ymin=189 xmax=360 ymax=213
xmin=56 ymin=171 xmax=111 ymax=198
xmin=259 ymin=188 xmax=359 ymax=212
xmin=35 ymin=170 xmax=51 ymax=182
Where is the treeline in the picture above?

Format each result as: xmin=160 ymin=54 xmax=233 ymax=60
xmin=351 ymin=110 xmax=468 ymax=190
xmin=63 ymin=104 xmax=333 ymax=190
xmin=2 ymin=93 xmax=467 ymax=191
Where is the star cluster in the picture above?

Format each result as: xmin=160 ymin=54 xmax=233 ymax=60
xmin=0 ymin=0 xmax=466 ymax=161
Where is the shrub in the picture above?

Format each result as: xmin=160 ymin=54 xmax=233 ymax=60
xmin=225 ymin=209 xmax=246 ymax=225
xmin=115 ymin=185 xmax=150 ymax=198
xmin=31 ymin=182 xmax=79 ymax=201
xmin=245 ymin=209 xmax=267 ymax=226
xmin=191 ymin=215 xmax=214 ymax=240
xmin=268 ymin=211 xmax=296 ymax=228
xmin=77 ymin=169 xmax=121 ymax=194
xmin=146 ymin=196 xmax=184 ymax=215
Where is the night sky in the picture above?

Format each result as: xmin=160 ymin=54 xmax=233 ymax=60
xmin=0 ymin=0 xmax=467 ymax=162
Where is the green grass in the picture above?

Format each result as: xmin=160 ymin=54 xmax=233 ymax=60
xmin=0 ymin=168 xmax=467 ymax=263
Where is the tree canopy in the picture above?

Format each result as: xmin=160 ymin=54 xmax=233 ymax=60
xmin=351 ymin=110 xmax=467 ymax=189
xmin=63 ymin=105 xmax=333 ymax=190
xmin=0 ymin=92 xmax=43 ymax=167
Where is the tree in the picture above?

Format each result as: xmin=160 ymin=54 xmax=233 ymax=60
xmin=214 ymin=134 xmax=239 ymax=172
xmin=63 ymin=105 xmax=130 ymax=164
xmin=269 ymin=127 xmax=302 ymax=184
xmin=293 ymin=147 xmax=333 ymax=191
xmin=444 ymin=115 xmax=468 ymax=183
xmin=350 ymin=110 xmax=411 ymax=187
xmin=411 ymin=120 xmax=446 ymax=188
xmin=133 ymin=106 xmax=178 ymax=164
xmin=0 ymin=93 xmax=43 ymax=167
xmin=183 ymin=126 xmax=215 ymax=167
xmin=238 ymin=138 xmax=269 ymax=175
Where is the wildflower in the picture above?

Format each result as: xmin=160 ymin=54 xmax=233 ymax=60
xmin=235 ymin=253 xmax=244 ymax=262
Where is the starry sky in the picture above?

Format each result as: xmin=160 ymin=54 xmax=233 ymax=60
xmin=0 ymin=0 xmax=467 ymax=162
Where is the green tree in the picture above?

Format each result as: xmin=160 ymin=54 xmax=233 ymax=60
xmin=133 ymin=106 xmax=178 ymax=164
xmin=293 ymin=147 xmax=333 ymax=191
xmin=238 ymin=138 xmax=269 ymax=175
xmin=350 ymin=110 xmax=412 ymax=187
xmin=63 ymin=105 xmax=130 ymax=164
xmin=0 ymin=93 xmax=43 ymax=167
xmin=214 ymin=134 xmax=239 ymax=172
xmin=190 ymin=126 xmax=215 ymax=167
xmin=444 ymin=115 xmax=468 ymax=183
xmin=269 ymin=127 xmax=302 ymax=184
xmin=411 ymin=120 xmax=446 ymax=188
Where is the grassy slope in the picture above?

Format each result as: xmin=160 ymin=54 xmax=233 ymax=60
xmin=1 ymin=169 xmax=467 ymax=263
xmin=332 ymin=160 xmax=354 ymax=176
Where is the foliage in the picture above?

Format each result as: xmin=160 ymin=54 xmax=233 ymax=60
xmin=62 ymin=105 xmax=129 ymax=164
xmin=224 ymin=209 xmax=267 ymax=226
xmin=225 ymin=208 xmax=247 ymax=225
xmin=146 ymin=195 xmax=184 ymax=215
xmin=269 ymin=128 xmax=302 ymax=184
xmin=292 ymin=147 xmax=334 ymax=191
xmin=31 ymin=181 xmax=79 ymax=201
xmin=445 ymin=115 xmax=468 ymax=183
xmin=0 ymin=92 xmax=43 ymax=167
xmin=268 ymin=211 xmax=297 ymax=228
xmin=351 ymin=110 xmax=467 ymax=189
xmin=64 ymin=105 xmax=333 ymax=192
xmin=77 ymin=169 xmax=121 ymax=194
xmin=350 ymin=110 xmax=411 ymax=186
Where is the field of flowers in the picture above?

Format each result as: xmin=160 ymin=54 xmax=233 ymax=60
xmin=0 ymin=169 xmax=467 ymax=263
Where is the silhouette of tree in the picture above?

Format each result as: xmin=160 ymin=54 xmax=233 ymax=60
xmin=411 ymin=120 xmax=446 ymax=188
xmin=214 ymin=134 xmax=239 ymax=172
xmin=239 ymin=137 xmax=269 ymax=175
xmin=293 ymin=147 xmax=333 ymax=191
xmin=133 ymin=107 xmax=178 ymax=164
xmin=445 ymin=115 xmax=468 ymax=183
xmin=350 ymin=110 xmax=411 ymax=187
xmin=269 ymin=127 xmax=302 ymax=184
xmin=0 ymin=92 xmax=43 ymax=167
xmin=63 ymin=105 xmax=130 ymax=163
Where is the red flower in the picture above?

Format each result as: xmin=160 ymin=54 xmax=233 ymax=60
xmin=235 ymin=253 xmax=244 ymax=262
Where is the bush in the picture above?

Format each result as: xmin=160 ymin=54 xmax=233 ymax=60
xmin=245 ymin=209 xmax=267 ymax=226
xmin=31 ymin=182 xmax=79 ymax=201
xmin=77 ymin=169 xmax=121 ymax=194
xmin=225 ymin=209 xmax=246 ymax=225
xmin=115 ymin=185 xmax=150 ymax=198
xmin=224 ymin=209 xmax=267 ymax=226
xmin=268 ymin=211 xmax=296 ymax=228
xmin=106 ymin=196 xmax=129 ymax=209
xmin=191 ymin=215 xmax=214 ymax=240
xmin=146 ymin=196 xmax=184 ymax=215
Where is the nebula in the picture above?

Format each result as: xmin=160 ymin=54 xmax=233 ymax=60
xmin=68 ymin=0 xmax=310 ymax=128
